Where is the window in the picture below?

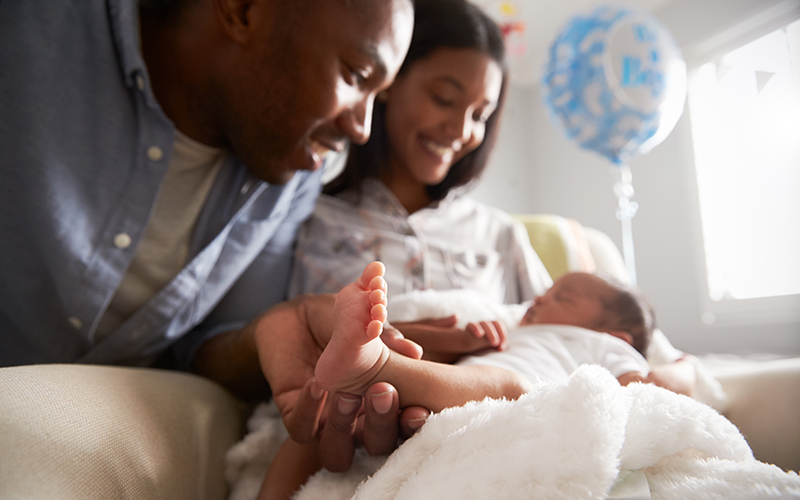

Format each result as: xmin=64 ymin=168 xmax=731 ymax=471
xmin=687 ymin=19 xmax=800 ymax=323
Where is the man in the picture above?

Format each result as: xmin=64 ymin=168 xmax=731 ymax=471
xmin=0 ymin=0 xmax=419 ymax=472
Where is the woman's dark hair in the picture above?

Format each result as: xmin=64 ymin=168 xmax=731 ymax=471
xmin=324 ymin=0 xmax=508 ymax=202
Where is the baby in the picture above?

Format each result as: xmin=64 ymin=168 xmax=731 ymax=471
xmin=258 ymin=262 xmax=654 ymax=499
xmin=314 ymin=262 xmax=653 ymax=410
xmin=456 ymin=267 xmax=654 ymax=389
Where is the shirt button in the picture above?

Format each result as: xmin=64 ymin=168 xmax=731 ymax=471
xmin=114 ymin=233 xmax=132 ymax=249
xmin=68 ymin=317 xmax=83 ymax=330
xmin=147 ymin=146 xmax=164 ymax=161
xmin=135 ymin=74 xmax=145 ymax=91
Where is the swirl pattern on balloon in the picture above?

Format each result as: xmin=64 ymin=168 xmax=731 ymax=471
xmin=542 ymin=6 xmax=686 ymax=165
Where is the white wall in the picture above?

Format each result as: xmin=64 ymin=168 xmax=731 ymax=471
xmin=470 ymin=0 xmax=800 ymax=355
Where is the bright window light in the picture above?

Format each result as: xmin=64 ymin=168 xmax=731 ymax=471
xmin=688 ymin=19 xmax=800 ymax=302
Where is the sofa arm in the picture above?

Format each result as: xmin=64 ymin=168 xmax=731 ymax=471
xmin=0 ymin=364 xmax=248 ymax=500
xmin=709 ymin=357 xmax=800 ymax=472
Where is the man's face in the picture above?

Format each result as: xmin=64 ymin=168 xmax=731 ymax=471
xmin=217 ymin=0 xmax=414 ymax=184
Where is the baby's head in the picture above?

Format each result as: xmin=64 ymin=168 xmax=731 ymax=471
xmin=520 ymin=272 xmax=655 ymax=355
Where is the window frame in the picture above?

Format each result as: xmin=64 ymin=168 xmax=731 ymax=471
xmin=685 ymin=11 xmax=800 ymax=326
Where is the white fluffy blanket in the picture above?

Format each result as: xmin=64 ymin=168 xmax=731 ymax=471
xmin=226 ymin=366 xmax=800 ymax=500
xmin=225 ymin=290 xmax=800 ymax=499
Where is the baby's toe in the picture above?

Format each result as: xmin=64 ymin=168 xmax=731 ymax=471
xmin=369 ymin=288 xmax=386 ymax=307
xmin=370 ymin=303 xmax=387 ymax=323
xmin=358 ymin=262 xmax=386 ymax=290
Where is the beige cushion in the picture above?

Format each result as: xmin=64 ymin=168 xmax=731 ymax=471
xmin=0 ymin=364 xmax=247 ymax=500
xmin=711 ymin=357 xmax=800 ymax=472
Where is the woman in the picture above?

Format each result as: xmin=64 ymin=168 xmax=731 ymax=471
xmin=290 ymin=0 xmax=552 ymax=307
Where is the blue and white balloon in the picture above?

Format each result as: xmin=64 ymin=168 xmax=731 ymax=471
xmin=542 ymin=6 xmax=687 ymax=165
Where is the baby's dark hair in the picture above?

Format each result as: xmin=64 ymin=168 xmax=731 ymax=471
xmin=596 ymin=274 xmax=655 ymax=356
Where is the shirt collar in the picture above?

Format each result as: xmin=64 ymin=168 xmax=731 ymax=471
xmin=336 ymin=178 xmax=408 ymax=217
xmin=108 ymin=0 xmax=147 ymax=88
xmin=108 ymin=0 xmax=166 ymax=114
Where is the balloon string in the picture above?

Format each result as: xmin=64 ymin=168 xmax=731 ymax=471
xmin=612 ymin=165 xmax=639 ymax=285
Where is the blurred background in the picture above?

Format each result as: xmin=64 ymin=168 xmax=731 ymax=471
xmin=469 ymin=0 xmax=800 ymax=355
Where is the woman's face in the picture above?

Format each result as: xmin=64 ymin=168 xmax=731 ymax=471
xmin=384 ymin=47 xmax=503 ymax=187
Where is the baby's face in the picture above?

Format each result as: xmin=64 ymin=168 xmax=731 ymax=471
xmin=520 ymin=273 xmax=614 ymax=330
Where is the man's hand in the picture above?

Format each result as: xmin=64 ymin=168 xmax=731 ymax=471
xmin=194 ymin=294 xmax=431 ymax=470
xmin=316 ymin=381 xmax=431 ymax=471
xmin=281 ymin=323 xmax=430 ymax=471
xmin=319 ymin=383 xmax=400 ymax=472
xmin=250 ymin=296 xmax=331 ymax=441
xmin=251 ymin=295 xmax=430 ymax=470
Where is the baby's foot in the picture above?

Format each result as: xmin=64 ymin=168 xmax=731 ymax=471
xmin=315 ymin=262 xmax=390 ymax=394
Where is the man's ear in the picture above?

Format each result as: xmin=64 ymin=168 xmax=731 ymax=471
xmin=214 ymin=0 xmax=259 ymax=44
xmin=607 ymin=330 xmax=634 ymax=346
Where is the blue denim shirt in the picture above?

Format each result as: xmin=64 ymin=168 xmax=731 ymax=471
xmin=0 ymin=0 xmax=323 ymax=366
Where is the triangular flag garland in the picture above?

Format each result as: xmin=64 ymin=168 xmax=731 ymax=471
xmin=754 ymin=70 xmax=776 ymax=94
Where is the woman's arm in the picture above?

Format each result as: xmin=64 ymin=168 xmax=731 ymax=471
xmin=645 ymin=356 xmax=698 ymax=397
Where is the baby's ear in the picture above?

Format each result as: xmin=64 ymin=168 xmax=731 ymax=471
xmin=607 ymin=330 xmax=634 ymax=346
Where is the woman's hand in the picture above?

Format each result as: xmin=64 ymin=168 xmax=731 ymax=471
xmin=391 ymin=316 xmax=509 ymax=364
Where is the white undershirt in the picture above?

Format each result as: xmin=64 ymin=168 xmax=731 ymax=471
xmin=95 ymin=130 xmax=226 ymax=339
xmin=457 ymin=324 xmax=650 ymax=384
